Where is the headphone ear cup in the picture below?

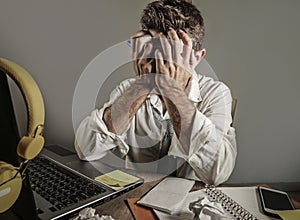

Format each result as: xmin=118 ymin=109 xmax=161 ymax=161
xmin=0 ymin=162 xmax=22 ymax=213
xmin=17 ymin=135 xmax=45 ymax=160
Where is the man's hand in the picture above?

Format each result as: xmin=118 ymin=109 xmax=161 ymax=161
xmin=103 ymin=30 xmax=157 ymax=135
xmin=130 ymin=31 xmax=154 ymax=74
xmin=154 ymin=28 xmax=195 ymax=95
xmin=153 ymin=29 xmax=197 ymax=154
xmin=130 ymin=30 xmax=157 ymax=90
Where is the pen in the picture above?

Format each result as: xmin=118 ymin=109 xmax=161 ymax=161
xmin=126 ymin=40 xmax=131 ymax=48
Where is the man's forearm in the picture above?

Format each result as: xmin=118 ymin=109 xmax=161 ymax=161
xmin=161 ymin=87 xmax=196 ymax=154
xmin=103 ymin=82 xmax=151 ymax=135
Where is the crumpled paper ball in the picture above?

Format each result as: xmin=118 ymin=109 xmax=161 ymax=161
xmin=73 ymin=207 xmax=115 ymax=220
xmin=189 ymin=197 xmax=226 ymax=220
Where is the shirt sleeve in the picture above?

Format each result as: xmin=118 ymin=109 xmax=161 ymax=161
xmin=168 ymin=81 xmax=237 ymax=185
xmin=74 ymin=79 xmax=134 ymax=161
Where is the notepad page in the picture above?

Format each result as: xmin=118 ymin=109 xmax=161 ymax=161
xmin=277 ymin=209 xmax=300 ymax=220
xmin=137 ymin=177 xmax=195 ymax=214
xmin=219 ymin=187 xmax=277 ymax=220
xmin=153 ymin=190 xmax=207 ymax=220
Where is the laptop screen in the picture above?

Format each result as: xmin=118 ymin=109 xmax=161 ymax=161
xmin=0 ymin=72 xmax=20 ymax=166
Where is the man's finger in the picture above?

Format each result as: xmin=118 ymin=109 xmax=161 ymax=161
xmin=178 ymin=30 xmax=193 ymax=64
xmin=168 ymin=28 xmax=181 ymax=63
xmin=158 ymin=33 xmax=172 ymax=63
xmin=130 ymin=30 xmax=148 ymax=39
xmin=155 ymin=49 xmax=165 ymax=74
xmin=131 ymin=33 xmax=152 ymax=61
xmin=130 ymin=30 xmax=147 ymax=60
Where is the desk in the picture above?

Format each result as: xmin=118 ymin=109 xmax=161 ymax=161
xmin=93 ymin=177 xmax=161 ymax=219
xmin=2 ymin=173 xmax=300 ymax=220
xmin=71 ymin=175 xmax=300 ymax=220
xmin=86 ymin=172 xmax=168 ymax=220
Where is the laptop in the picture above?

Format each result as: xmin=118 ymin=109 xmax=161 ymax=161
xmin=27 ymin=145 xmax=144 ymax=220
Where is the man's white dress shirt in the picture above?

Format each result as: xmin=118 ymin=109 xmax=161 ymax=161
xmin=75 ymin=72 xmax=237 ymax=185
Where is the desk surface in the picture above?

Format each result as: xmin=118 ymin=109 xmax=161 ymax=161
xmin=2 ymin=173 xmax=300 ymax=220
xmin=86 ymin=172 xmax=168 ymax=220
xmin=70 ymin=175 xmax=300 ymax=220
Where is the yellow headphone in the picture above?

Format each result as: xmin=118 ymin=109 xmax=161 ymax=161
xmin=0 ymin=58 xmax=45 ymax=213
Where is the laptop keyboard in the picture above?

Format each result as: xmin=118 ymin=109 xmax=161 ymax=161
xmin=27 ymin=157 xmax=107 ymax=211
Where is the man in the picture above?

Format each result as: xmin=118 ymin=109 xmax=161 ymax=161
xmin=75 ymin=0 xmax=237 ymax=185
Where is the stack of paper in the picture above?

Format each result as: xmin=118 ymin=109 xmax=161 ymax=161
xmin=95 ymin=170 xmax=140 ymax=190
xmin=137 ymin=177 xmax=195 ymax=215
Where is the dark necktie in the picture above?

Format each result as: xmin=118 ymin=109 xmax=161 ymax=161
xmin=152 ymin=105 xmax=177 ymax=175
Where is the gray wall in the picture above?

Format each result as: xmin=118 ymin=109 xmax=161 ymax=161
xmin=1 ymin=0 xmax=300 ymax=184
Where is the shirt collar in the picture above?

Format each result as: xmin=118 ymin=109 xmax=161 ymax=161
xmin=188 ymin=71 xmax=202 ymax=103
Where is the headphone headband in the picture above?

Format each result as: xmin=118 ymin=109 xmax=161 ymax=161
xmin=0 ymin=58 xmax=45 ymax=160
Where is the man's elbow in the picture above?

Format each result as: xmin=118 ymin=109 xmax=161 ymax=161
xmin=211 ymin=152 xmax=237 ymax=186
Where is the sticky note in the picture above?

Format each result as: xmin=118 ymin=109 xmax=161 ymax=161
xmin=276 ymin=209 xmax=300 ymax=220
xmin=95 ymin=170 xmax=139 ymax=188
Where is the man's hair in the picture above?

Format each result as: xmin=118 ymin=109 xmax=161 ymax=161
xmin=140 ymin=0 xmax=205 ymax=51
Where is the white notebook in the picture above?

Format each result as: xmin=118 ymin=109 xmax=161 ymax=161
xmin=137 ymin=177 xmax=195 ymax=214
xmin=154 ymin=187 xmax=272 ymax=220
xmin=147 ymin=185 xmax=277 ymax=220
xmin=214 ymin=187 xmax=276 ymax=220
xmin=138 ymin=177 xmax=277 ymax=220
